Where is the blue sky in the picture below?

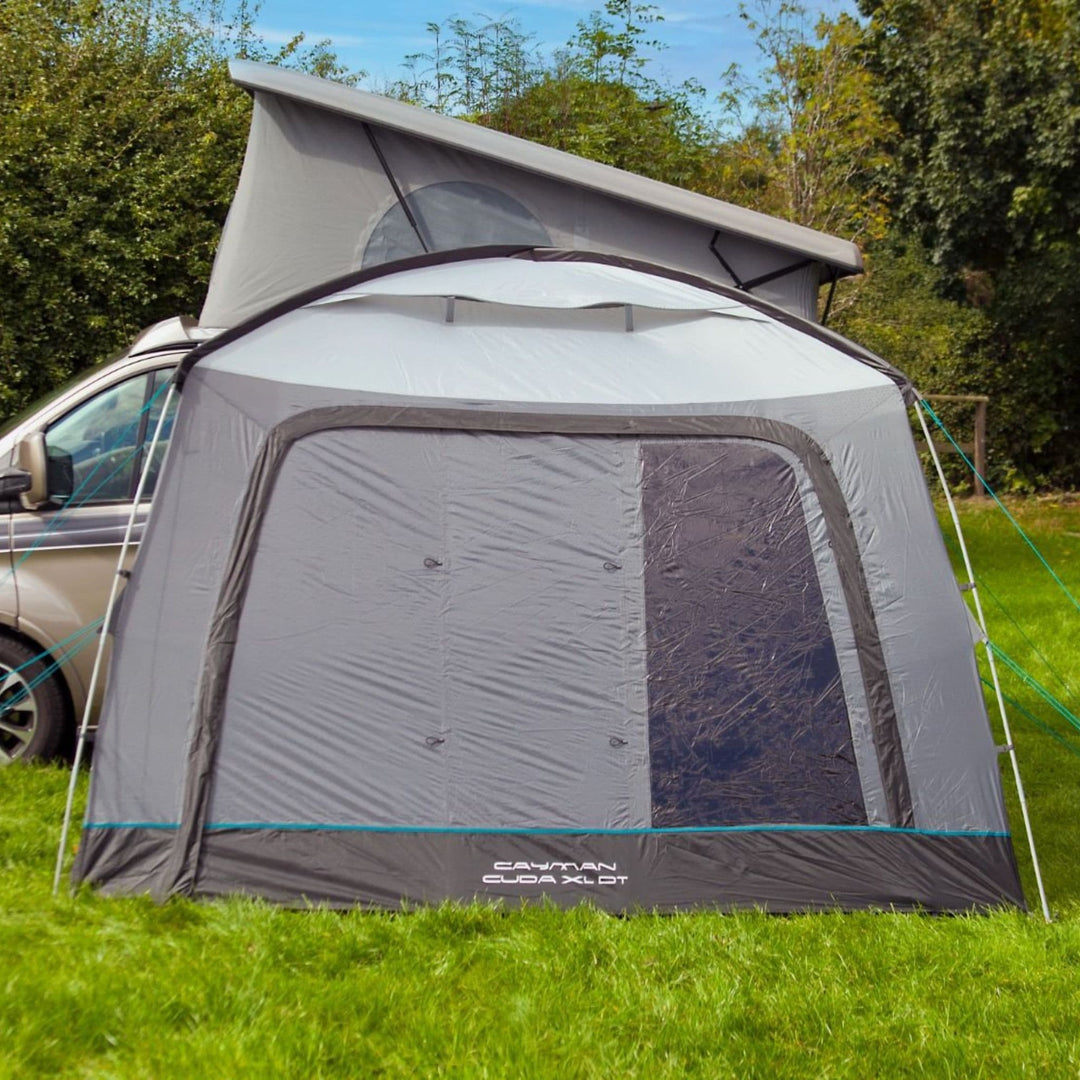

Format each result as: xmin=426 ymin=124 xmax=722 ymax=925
xmin=249 ymin=1 xmax=855 ymax=102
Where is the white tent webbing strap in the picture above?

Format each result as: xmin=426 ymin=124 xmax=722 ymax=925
xmin=914 ymin=401 xmax=1051 ymax=922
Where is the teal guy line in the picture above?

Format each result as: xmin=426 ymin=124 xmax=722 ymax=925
xmin=0 ymin=617 xmax=102 ymax=682
xmin=952 ymin=537 xmax=1080 ymax=709
xmin=988 ymin=641 xmax=1080 ymax=734
xmin=983 ymin=675 xmax=1080 ymax=760
xmin=81 ymin=822 xmax=1010 ymax=839
xmin=1 ymin=625 xmax=99 ymax=711
xmin=0 ymin=618 xmax=104 ymax=721
xmin=920 ymin=399 xmax=1080 ymax=615
xmin=987 ymin=583 xmax=1080 ymax=706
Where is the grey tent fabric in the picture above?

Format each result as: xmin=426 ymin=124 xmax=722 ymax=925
xmin=75 ymin=253 xmax=1023 ymax=912
xmin=73 ymin=65 xmax=1023 ymax=913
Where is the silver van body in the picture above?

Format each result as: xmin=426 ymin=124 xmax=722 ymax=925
xmin=0 ymin=318 xmax=213 ymax=760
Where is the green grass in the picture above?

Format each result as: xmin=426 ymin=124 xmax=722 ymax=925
xmin=942 ymin=496 xmax=1080 ymax=910
xmin=3 ymin=498 xmax=1080 ymax=1078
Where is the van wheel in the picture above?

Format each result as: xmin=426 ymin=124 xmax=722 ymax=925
xmin=0 ymin=634 xmax=72 ymax=763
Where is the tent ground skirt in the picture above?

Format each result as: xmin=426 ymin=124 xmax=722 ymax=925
xmin=74 ymin=825 xmax=1024 ymax=912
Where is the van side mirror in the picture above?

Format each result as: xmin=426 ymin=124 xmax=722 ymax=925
xmin=15 ymin=432 xmax=48 ymax=508
xmin=0 ymin=466 xmax=32 ymax=505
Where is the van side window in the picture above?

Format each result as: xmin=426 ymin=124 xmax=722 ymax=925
xmin=136 ymin=369 xmax=178 ymax=498
xmin=43 ymin=370 xmax=176 ymax=505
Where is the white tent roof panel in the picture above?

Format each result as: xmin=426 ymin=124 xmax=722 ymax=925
xmin=204 ymin=260 xmax=892 ymax=402
xmin=311 ymin=258 xmax=771 ymax=316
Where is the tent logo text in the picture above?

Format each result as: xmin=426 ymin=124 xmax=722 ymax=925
xmin=482 ymin=860 xmax=629 ymax=887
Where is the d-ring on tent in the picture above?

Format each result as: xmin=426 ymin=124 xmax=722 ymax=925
xmin=62 ymin=61 xmax=1041 ymax=913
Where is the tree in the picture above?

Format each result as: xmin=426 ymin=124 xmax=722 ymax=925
xmin=392 ymin=15 xmax=541 ymax=117
xmin=390 ymin=3 xmax=715 ymax=189
xmin=487 ymin=70 xmax=712 ymax=188
xmin=859 ymin=0 xmax=1080 ymax=485
xmin=0 ymin=0 xmax=354 ymax=426
xmin=860 ymin=0 xmax=1080 ymax=275
xmin=712 ymin=2 xmax=896 ymax=246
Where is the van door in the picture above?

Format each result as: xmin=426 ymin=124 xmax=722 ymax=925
xmin=10 ymin=368 xmax=177 ymax=722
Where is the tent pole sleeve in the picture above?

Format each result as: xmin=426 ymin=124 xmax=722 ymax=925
xmin=914 ymin=400 xmax=1051 ymax=922
xmin=52 ymin=384 xmax=178 ymax=896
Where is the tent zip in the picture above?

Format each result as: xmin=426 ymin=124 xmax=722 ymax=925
xmin=914 ymin=398 xmax=1051 ymax=922
xmin=53 ymin=383 xmax=178 ymax=895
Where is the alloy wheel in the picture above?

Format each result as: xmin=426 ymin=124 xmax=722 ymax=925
xmin=0 ymin=664 xmax=39 ymax=762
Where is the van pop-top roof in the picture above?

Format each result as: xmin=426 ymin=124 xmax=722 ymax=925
xmin=199 ymin=61 xmax=863 ymax=329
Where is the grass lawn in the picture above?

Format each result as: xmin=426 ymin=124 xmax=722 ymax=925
xmin=2 ymin=498 xmax=1080 ymax=1078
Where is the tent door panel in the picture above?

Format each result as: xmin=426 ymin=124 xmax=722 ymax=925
xmin=641 ymin=438 xmax=867 ymax=826
xmin=208 ymin=429 xmax=453 ymax=827
xmin=208 ymin=428 xmax=650 ymax=830
xmin=436 ymin=432 xmax=650 ymax=830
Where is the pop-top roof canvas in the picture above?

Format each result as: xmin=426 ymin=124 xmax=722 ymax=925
xmin=199 ymin=61 xmax=862 ymax=329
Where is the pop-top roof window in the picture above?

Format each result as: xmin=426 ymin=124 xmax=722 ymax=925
xmin=362 ymin=181 xmax=552 ymax=267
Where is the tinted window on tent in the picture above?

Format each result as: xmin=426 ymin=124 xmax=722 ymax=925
xmin=642 ymin=438 xmax=866 ymax=827
xmin=362 ymin=181 xmax=551 ymax=266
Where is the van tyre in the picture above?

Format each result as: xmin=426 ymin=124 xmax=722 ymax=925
xmin=0 ymin=634 xmax=72 ymax=763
